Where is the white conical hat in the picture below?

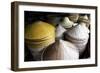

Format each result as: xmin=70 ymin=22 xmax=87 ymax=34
xmin=68 ymin=13 xmax=79 ymax=22
xmin=60 ymin=40 xmax=79 ymax=60
xmin=84 ymin=15 xmax=88 ymax=20
xmin=66 ymin=24 xmax=89 ymax=40
xmin=78 ymin=15 xmax=90 ymax=24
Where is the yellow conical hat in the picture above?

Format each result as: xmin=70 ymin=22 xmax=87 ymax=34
xmin=25 ymin=21 xmax=55 ymax=50
xmin=26 ymin=38 xmax=55 ymax=49
xmin=25 ymin=21 xmax=55 ymax=40
xmin=25 ymin=33 xmax=55 ymax=44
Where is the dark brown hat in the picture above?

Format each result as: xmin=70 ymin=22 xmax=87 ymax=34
xmin=41 ymin=40 xmax=64 ymax=60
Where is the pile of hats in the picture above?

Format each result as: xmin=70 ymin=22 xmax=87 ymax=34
xmin=42 ymin=14 xmax=90 ymax=60
xmin=25 ymin=21 xmax=55 ymax=52
xmin=25 ymin=13 xmax=90 ymax=61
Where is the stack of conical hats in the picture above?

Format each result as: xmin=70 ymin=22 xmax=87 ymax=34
xmin=25 ymin=21 xmax=55 ymax=51
xmin=64 ymin=22 xmax=89 ymax=54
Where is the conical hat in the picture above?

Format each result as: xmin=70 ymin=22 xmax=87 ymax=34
xmin=25 ymin=33 xmax=55 ymax=43
xmin=25 ymin=35 xmax=55 ymax=45
xmin=68 ymin=13 xmax=79 ymax=22
xmin=41 ymin=39 xmax=79 ymax=60
xmin=41 ymin=40 xmax=63 ymax=60
xmin=59 ymin=40 xmax=79 ymax=60
xmin=78 ymin=15 xmax=90 ymax=24
xmin=25 ymin=21 xmax=55 ymax=40
xmin=26 ymin=38 xmax=55 ymax=49
xmin=66 ymin=24 xmax=89 ymax=40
